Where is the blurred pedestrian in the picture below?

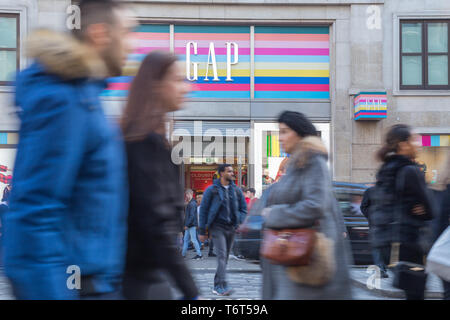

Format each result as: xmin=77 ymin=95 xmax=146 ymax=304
xmin=261 ymin=111 xmax=352 ymax=300
xmin=361 ymin=186 xmax=389 ymax=278
xmin=3 ymin=0 xmax=135 ymax=300
xmin=182 ymin=189 xmax=202 ymax=260
xmin=195 ymin=194 xmax=205 ymax=250
xmin=371 ymin=124 xmax=433 ymax=300
xmin=199 ymin=164 xmax=247 ymax=296
xmin=429 ymin=151 xmax=450 ymax=300
xmin=121 ymin=51 xmax=199 ymax=300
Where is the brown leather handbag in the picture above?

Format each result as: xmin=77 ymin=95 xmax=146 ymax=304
xmin=260 ymin=228 xmax=317 ymax=266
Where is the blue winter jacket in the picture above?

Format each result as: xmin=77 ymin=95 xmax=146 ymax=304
xmin=199 ymin=179 xmax=247 ymax=235
xmin=2 ymin=30 xmax=128 ymax=299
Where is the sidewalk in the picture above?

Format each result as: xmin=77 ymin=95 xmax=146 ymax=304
xmin=350 ymin=267 xmax=445 ymax=299
xmin=184 ymin=246 xmax=261 ymax=273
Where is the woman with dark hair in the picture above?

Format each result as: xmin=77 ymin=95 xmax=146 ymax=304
xmin=370 ymin=124 xmax=433 ymax=300
xmin=261 ymin=111 xmax=352 ymax=300
xmin=120 ymin=51 xmax=199 ymax=300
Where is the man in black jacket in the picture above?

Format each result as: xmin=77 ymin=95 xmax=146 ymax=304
xmin=182 ymin=189 xmax=202 ymax=260
xmin=199 ymin=164 xmax=247 ymax=296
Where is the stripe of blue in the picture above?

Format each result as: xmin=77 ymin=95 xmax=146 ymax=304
xmin=194 ymin=77 xmax=250 ymax=84
xmin=188 ymin=91 xmax=250 ymax=99
xmin=174 ymin=25 xmax=250 ymax=34
xmin=254 ymin=91 xmax=330 ymax=99
xmin=255 ymin=55 xmax=330 ymax=63
xmin=107 ymin=76 xmax=134 ymax=83
xmin=255 ymin=26 xmax=329 ymax=34
xmin=176 ymin=55 xmax=251 ymax=63
xmin=431 ymin=135 xmax=441 ymax=147
xmin=0 ymin=133 xmax=7 ymax=144
xmin=355 ymin=115 xmax=387 ymax=120
xmin=137 ymin=25 xmax=170 ymax=33
xmin=100 ymin=90 xmax=128 ymax=97
xmin=255 ymin=77 xmax=329 ymax=84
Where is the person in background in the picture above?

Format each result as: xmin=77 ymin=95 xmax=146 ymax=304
xmin=121 ymin=51 xmax=199 ymax=300
xmin=3 ymin=0 xmax=135 ymax=300
xmin=195 ymin=194 xmax=205 ymax=250
xmin=262 ymin=111 xmax=352 ymax=300
xmin=245 ymin=188 xmax=259 ymax=212
xmin=429 ymin=151 xmax=450 ymax=300
xmin=199 ymin=164 xmax=247 ymax=296
xmin=370 ymin=124 xmax=433 ymax=300
xmin=182 ymin=189 xmax=202 ymax=260
xmin=360 ymin=186 xmax=389 ymax=278
xmin=242 ymin=187 xmax=250 ymax=206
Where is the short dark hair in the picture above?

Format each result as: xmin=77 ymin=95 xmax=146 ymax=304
xmin=217 ymin=164 xmax=232 ymax=175
xmin=73 ymin=0 xmax=123 ymax=40
xmin=248 ymin=188 xmax=256 ymax=195
xmin=377 ymin=124 xmax=413 ymax=161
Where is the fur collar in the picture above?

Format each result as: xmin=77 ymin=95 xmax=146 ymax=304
xmin=289 ymin=136 xmax=328 ymax=169
xmin=26 ymin=29 xmax=108 ymax=80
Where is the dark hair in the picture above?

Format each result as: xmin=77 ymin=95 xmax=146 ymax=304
xmin=73 ymin=0 xmax=123 ymax=40
xmin=121 ymin=51 xmax=178 ymax=141
xmin=217 ymin=164 xmax=232 ymax=175
xmin=377 ymin=124 xmax=413 ymax=161
xmin=277 ymin=111 xmax=317 ymax=138
xmin=248 ymin=188 xmax=256 ymax=195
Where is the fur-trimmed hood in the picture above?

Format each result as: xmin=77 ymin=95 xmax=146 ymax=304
xmin=25 ymin=29 xmax=108 ymax=80
xmin=289 ymin=136 xmax=328 ymax=169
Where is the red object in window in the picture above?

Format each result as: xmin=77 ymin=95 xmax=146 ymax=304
xmin=0 ymin=173 xmax=12 ymax=184
xmin=190 ymin=171 xmax=216 ymax=192
xmin=0 ymin=165 xmax=7 ymax=172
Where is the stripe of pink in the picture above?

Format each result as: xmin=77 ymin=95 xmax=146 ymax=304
xmin=356 ymin=99 xmax=387 ymax=103
xmin=255 ymin=84 xmax=329 ymax=92
xmin=255 ymin=34 xmax=329 ymax=41
xmin=174 ymin=47 xmax=251 ymax=55
xmin=133 ymin=33 xmax=171 ymax=40
xmin=356 ymin=95 xmax=387 ymax=99
xmin=255 ymin=48 xmax=329 ymax=55
xmin=136 ymin=47 xmax=172 ymax=54
xmin=107 ymin=83 xmax=130 ymax=91
xmin=192 ymin=83 xmax=250 ymax=91
xmin=175 ymin=40 xmax=250 ymax=47
xmin=254 ymin=41 xmax=329 ymax=49
xmin=175 ymin=33 xmax=250 ymax=41
xmin=422 ymin=135 xmax=431 ymax=147
xmin=356 ymin=112 xmax=387 ymax=115
xmin=136 ymin=40 xmax=172 ymax=47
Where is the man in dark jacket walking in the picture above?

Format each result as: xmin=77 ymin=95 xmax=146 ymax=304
xmin=182 ymin=189 xmax=203 ymax=259
xmin=199 ymin=164 xmax=247 ymax=296
xmin=3 ymin=0 xmax=135 ymax=299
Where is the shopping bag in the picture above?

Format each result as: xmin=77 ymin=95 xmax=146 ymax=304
xmin=426 ymin=226 xmax=450 ymax=282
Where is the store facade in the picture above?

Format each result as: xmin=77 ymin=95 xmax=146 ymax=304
xmin=0 ymin=0 xmax=449 ymax=197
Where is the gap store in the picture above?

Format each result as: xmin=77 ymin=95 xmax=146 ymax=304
xmin=102 ymin=23 xmax=332 ymax=196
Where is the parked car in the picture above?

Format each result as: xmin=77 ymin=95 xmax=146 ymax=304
xmin=233 ymin=181 xmax=373 ymax=265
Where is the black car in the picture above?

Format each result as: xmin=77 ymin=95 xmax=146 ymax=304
xmin=233 ymin=181 xmax=373 ymax=265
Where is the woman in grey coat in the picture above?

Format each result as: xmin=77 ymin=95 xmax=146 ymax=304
xmin=262 ymin=111 xmax=353 ymax=300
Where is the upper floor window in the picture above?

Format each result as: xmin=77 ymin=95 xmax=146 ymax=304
xmin=400 ymin=20 xmax=449 ymax=90
xmin=0 ymin=13 xmax=19 ymax=86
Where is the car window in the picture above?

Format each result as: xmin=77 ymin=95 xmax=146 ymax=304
xmin=335 ymin=192 xmax=365 ymax=217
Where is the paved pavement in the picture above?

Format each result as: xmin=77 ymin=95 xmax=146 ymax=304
xmin=0 ymin=245 xmax=445 ymax=300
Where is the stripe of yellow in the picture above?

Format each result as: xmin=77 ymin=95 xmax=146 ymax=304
xmin=197 ymin=69 xmax=251 ymax=77
xmin=441 ymin=135 xmax=450 ymax=147
xmin=254 ymin=62 xmax=329 ymax=70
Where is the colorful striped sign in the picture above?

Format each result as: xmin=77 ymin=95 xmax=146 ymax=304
xmin=354 ymin=92 xmax=387 ymax=120
xmin=101 ymin=25 xmax=171 ymax=97
xmin=420 ymin=135 xmax=450 ymax=147
xmin=267 ymin=134 xmax=288 ymax=157
xmin=254 ymin=26 xmax=330 ymax=99
xmin=175 ymin=25 xmax=251 ymax=99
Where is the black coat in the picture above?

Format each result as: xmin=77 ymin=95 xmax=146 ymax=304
xmin=369 ymin=155 xmax=433 ymax=248
xmin=360 ymin=186 xmax=376 ymax=223
xmin=184 ymin=199 xmax=198 ymax=228
xmin=430 ymin=185 xmax=450 ymax=243
xmin=124 ymin=133 xmax=198 ymax=299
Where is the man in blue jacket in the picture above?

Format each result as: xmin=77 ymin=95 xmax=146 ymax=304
xmin=3 ymin=0 xmax=135 ymax=299
xmin=182 ymin=189 xmax=203 ymax=260
xmin=199 ymin=164 xmax=247 ymax=296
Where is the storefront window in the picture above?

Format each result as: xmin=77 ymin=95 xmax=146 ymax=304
xmin=417 ymin=134 xmax=450 ymax=184
xmin=0 ymin=132 xmax=17 ymax=186
xmin=0 ymin=13 xmax=20 ymax=85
